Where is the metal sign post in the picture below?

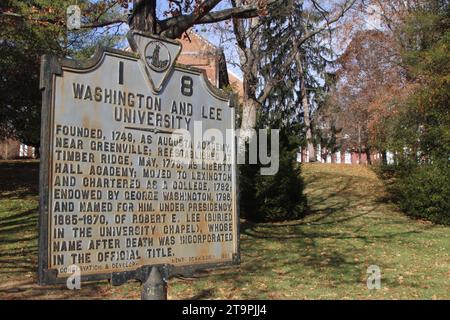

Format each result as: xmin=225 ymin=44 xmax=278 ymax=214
xmin=38 ymin=31 xmax=240 ymax=297
xmin=141 ymin=266 xmax=167 ymax=300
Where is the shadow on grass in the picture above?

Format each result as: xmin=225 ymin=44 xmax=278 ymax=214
xmin=0 ymin=208 xmax=38 ymax=234
xmin=0 ymin=209 xmax=38 ymax=275
xmin=0 ymin=162 xmax=439 ymax=299
xmin=0 ymin=161 xmax=39 ymax=199
xmin=0 ymin=280 xmax=110 ymax=300
xmin=203 ymin=167 xmax=431 ymax=298
xmin=188 ymin=288 xmax=216 ymax=300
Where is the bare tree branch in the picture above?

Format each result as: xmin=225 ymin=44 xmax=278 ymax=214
xmin=257 ymin=47 xmax=298 ymax=103
xmin=193 ymin=4 xmax=262 ymax=24
xmin=81 ymin=18 xmax=127 ymax=29
xmin=298 ymin=0 xmax=357 ymax=45
xmin=160 ymin=0 xmax=223 ymax=38
xmin=230 ymin=0 xmax=248 ymax=51
xmin=160 ymin=0 xmax=282 ymax=38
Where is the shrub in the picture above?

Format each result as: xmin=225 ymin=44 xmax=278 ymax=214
xmin=239 ymin=128 xmax=307 ymax=222
xmin=393 ymin=162 xmax=450 ymax=225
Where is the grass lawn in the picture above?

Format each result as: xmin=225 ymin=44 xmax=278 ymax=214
xmin=0 ymin=161 xmax=448 ymax=299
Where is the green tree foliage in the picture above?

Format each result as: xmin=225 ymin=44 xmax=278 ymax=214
xmin=238 ymin=0 xmax=348 ymax=221
xmin=390 ymin=4 xmax=450 ymax=163
xmin=393 ymin=162 xmax=450 ymax=225
xmin=0 ymin=0 xmax=125 ymax=148
xmin=384 ymin=1 xmax=450 ymax=224
xmin=239 ymin=121 xmax=308 ymax=222
xmin=238 ymin=7 xmax=310 ymax=222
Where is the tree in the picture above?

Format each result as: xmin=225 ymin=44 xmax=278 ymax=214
xmin=388 ymin=0 xmax=449 ymax=163
xmin=314 ymin=83 xmax=343 ymax=163
xmin=237 ymin=1 xmax=356 ymax=220
xmin=331 ymin=0 xmax=449 ymax=223
xmin=236 ymin=2 xmax=333 ymax=221
xmin=384 ymin=0 xmax=450 ymax=225
xmin=1 ymin=0 xmax=357 ymax=147
xmin=331 ymin=30 xmax=405 ymax=163
xmin=0 ymin=0 xmax=126 ymax=147
xmin=295 ymin=29 xmax=336 ymax=163
xmin=229 ymin=0 xmax=357 ymax=140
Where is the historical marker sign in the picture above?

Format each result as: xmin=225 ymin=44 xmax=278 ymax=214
xmin=38 ymin=31 xmax=239 ymax=285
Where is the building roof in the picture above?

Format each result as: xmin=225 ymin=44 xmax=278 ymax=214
xmin=177 ymin=30 xmax=230 ymax=89
xmin=227 ymin=69 xmax=244 ymax=99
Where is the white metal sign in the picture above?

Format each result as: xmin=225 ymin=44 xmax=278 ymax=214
xmin=38 ymin=31 xmax=238 ymax=284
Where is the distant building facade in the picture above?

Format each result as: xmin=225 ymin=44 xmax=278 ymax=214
xmin=178 ymin=31 xmax=228 ymax=88
xmin=297 ymin=146 xmax=394 ymax=165
xmin=178 ymin=31 xmax=243 ymax=96
xmin=0 ymin=138 xmax=36 ymax=160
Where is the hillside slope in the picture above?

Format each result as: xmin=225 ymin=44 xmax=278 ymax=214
xmin=0 ymin=162 xmax=448 ymax=299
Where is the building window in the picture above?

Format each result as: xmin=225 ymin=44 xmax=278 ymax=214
xmin=19 ymin=144 xmax=28 ymax=158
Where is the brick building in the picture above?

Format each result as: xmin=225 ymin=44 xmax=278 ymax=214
xmin=178 ymin=31 xmax=227 ymax=88
xmin=177 ymin=30 xmax=243 ymax=96
xmin=0 ymin=138 xmax=36 ymax=160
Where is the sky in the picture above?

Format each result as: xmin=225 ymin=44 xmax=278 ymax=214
xmin=107 ymin=0 xmax=243 ymax=77
xmin=155 ymin=0 xmax=243 ymax=77
xmin=95 ymin=0 xmax=376 ymax=81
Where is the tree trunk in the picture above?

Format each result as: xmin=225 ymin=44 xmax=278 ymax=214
xmin=131 ymin=0 xmax=158 ymax=33
xmin=298 ymin=54 xmax=315 ymax=162
xmin=357 ymin=125 xmax=362 ymax=164
xmin=239 ymin=37 xmax=259 ymax=142
xmin=237 ymin=83 xmax=258 ymax=161
xmin=381 ymin=150 xmax=387 ymax=165
xmin=239 ymin=66 xmax=258 ymax=142
xmin=366 ymin=148 xmax=372 ymax=165
xmin=240 ymin=98 xmax=258 ymax=138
